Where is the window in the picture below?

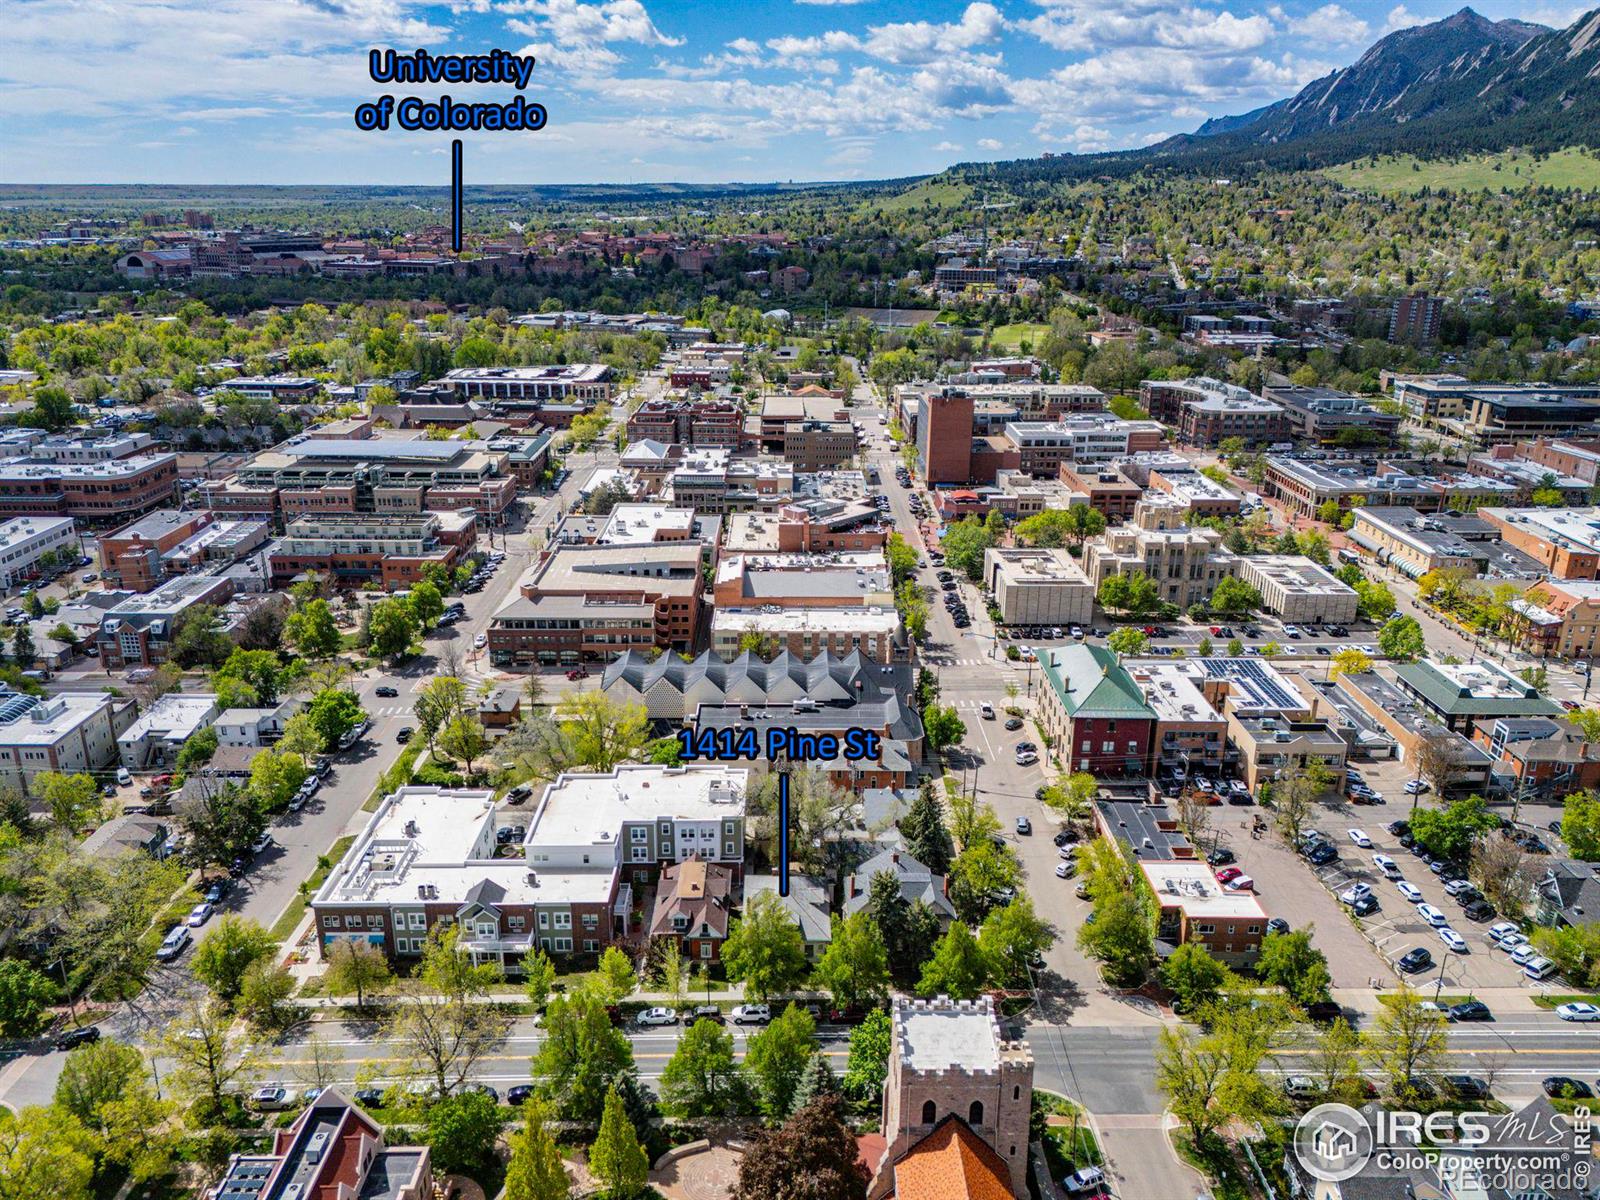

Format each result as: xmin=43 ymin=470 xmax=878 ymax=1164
xmin=1101 ymin=740 xmax=1114 ymax=753
xmin=632 ymin=847 xmax=650 ymax=861
xmin=345 ymin=916 xmax=361 ymax=928
xmin=582 ymin=914 xmax=598 ymax=930
xmin=323 ymin=916 xmax=338 ymax=929
xmin=724 ymin=841 xmax=735 ymax=856
xmin=968 ymin=1101 xmax=984 ymax=1126
xmin=659 ymin=821 xmax=671 ymax=836
xmin=538 ymin=912 xmax=549 ymax=929
xmin=1195 ymin=922 xmax=1216 ymax=934
xmin=554 ymin=937 xmax=572 ymax=952
xmin=554 ymin=912 xmax=571 ymax=929
xmin=509 ymin=916 xmax=525 ymax=931
xmin=1013 ymin=1085 xmax=1020 ymax=1100
xmin=583 ymin=939 xmax=598 ymax=952
xmin=631 ymin=827 xmax=647 ymax=843
xmin=408 ymin=913 xmax=426 ymax=930
xmin=700 ymin=942 xmax=712 ymax=959
xmin=367 ymin=915 xmax=383 ymax=929
xmin=921 ymin=1100 xmax=936 ymax=1125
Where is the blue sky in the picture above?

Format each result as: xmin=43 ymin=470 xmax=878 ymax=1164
xmin=2 ymin=0 xmax=1587 ymax=185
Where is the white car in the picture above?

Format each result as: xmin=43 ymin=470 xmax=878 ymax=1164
xmin=1339 ymin=883 xmax=1373 ymax=906
xmin=1487 ymin=921 xmax=1520 ymax=945
xmin=1497 ymin=932 xmax=1529 ymax=953
xmin=185 ymin=902 xmax=214 ymax=927
xmin=1418 ymin=904 xmax=1448 ymax=927
xmin=730 ymin=1004 xmax=771 ymax=1025
xmin=1015 ymin=750 xmax=1039 ymax=766
xmin=1224 ymin=875 xmax=1254 ymax=891
xmin=1404 ymin=780 xmax=1430 ymax=795
xmin=1373 ymin=853 xmax=1400 ymax=876
xmin=1439 ymin=927 xmax=1469 ymax=954
xmin=635 ymin=1007 xmax=678 ymax=1027
xmin=1348 ymin=829 xmax=1372 ymax=848
xmin=1509 ymin=944 xmax=1539 ymax=966
xmin=1396 ymin=881 xmax=1425 ymax=903
xmin=1557 ymin=1003 xmax=1600 ymax=1022
xmin=1054 ymin=862 xmax=1073 ymax=879
xmin=473 ymin=633 xmax=488 ymax=650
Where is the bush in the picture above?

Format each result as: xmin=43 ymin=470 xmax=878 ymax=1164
xmin=1005 ymin=645 xmax=1021 ymax=661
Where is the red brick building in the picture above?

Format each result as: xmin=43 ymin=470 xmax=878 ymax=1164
xmin=650 ymin=860 xmax=734 ymax=963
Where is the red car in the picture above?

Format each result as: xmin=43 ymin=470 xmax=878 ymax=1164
xmin=565 ymin=667 xmax=589 ymax=681
xmin=1214 ymin=866 xmax=1244 ymax=884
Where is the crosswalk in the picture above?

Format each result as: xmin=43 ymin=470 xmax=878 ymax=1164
xmin=371 ymin=704 xmax=411 ymax=719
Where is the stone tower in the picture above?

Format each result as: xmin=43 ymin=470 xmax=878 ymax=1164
xmin=874 ymin=994 xmax=1034 ymax=1198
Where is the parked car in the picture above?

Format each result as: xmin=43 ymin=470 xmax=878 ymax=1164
xmin=1445 ymin=1075 xmax=1491 ymax=1100
xmin=185 ymin=902 xmax=214 ymax=927
xmin=1347 ymin=829 xmax=1372 ymax=848
xmin=1557 ymin=1003 xmax=1600 ymax=1022
xmin=53 ymin=1025 xmax=101 ymax=1051
xmin=731 ymin=1004 xmax=771 ymax=1025
xmin=635 ymin=1007 xmax=678 ymax=1027
xmin=250 ymin=1086 xmax=294 ymax=1111
xmin=375 ymin=686 xmax=399 ymax=698
xmin=1462 ymin=900 xmax=1496 ymax=922
xmin=689 ymin=1005 xmax=725 ymax=1025
xmin=1418 ymin=904 xmax=1448 ymax=927
xmin=396 ymin=726 xmax=414 ymax=744
xmin=1543 ymin=1077 xmax=1593 ymax=1099
xmin=1439 ymin=928 xmax=1469 ymax=954
xmin=506 ymin=1085 xmax=536 ymax=1106
xmin=1207 ymin=848 xmax=1236 ymax=866
xmin=1304 ymin=1001 xmax=1342 ymax=1023
xmin=1061 ymin=1167 xmax=1107 ymax=1195
xmin=1397 ymin=948 xmax=1433 ymax=973
xmin=155 ymin=925 xmax=191 ymax=961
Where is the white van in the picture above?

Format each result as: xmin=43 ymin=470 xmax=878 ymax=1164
xmin=116 ymin=767 xmax=132 ymax=786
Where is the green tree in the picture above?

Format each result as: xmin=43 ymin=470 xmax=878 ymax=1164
xmin=247 ymin=747 xmax=307 ymax=813
xmin=437 ymin=715 xmax=490 ymax=776
xmin=1409 ymin=794 xmax=1498 ymax=861
xmin=533 ymin=990 xmax=636 ymax=1122
xmin=190 ymin=915 xmax=277 ymax=1005
xmin=922 ymin=703 xmax=966 ymax=753
xmin=661 ymin=1017 xmax=744 ymax=1118
xmin=1367 ymin=985 xmax=1448 ymax=1101
xmin=1161 ymin=943 xmax=1232 ymax=1014
xmin=285 ymin=598 xmax=342 ymax=659
xmin=1078 ymin=889 xmax=1155 ymax=987
xmin=1378 ymin=615 xmax=1426 ymax=662
xmin=596 ymin=946 xmax=639 ymax=1005
xmin=175 ymin=725 xmax=220 ymax=773
xmin=948 ymin=837 xmax=1021 ymax=924
xmin=523 ymin=948 xmax=557 ymax=1011
xmin=723 ymin=890 xmax=808 ymax=1001
xmin=0 ymin=960 xmax=54 ymax=1036
xmin=916 ymin=922 xmax=989 ymax=999
xmin=744 ymin=1004 xmax=818 ymax=1120
xmin=897 ymin=784 xmax=954 ymax=874
xmin=977 ymin=896 xmax=1055 ymax=988
xmin=214 ymin=648 xmax=292 ymax=704
xmin=813 ymin=911 xmax=891 ymax=1012
xmin=1563 ymin=791 xmax=1600 ymax=861
xmin=21 ymin=384 xmax=76 ymax=432
xmin=306 ymin=688 xmax=365 ymax=749
xmin=1257 ymin=929 xmax=1333 ymax=1006
xmin=33 ymin=771 xmax=102 ymax=832
xmin=1209 ymin=577 xmax=1262 ymax=617
xmin=322 ymin=938 xmax=393 ymax=1008
xmin=841 ymin=1008 xmax=892 ymax=1101
xmin=504 ymin=1099 xmax=572 ymax=1200
xmin=237 ymin=960 xmax=296 ymax=1030
xmin=555 ymin=691 xmax=650 ymax=772
xmin=409 ymin=580 xmax=444 ymax=630
xmin=0 ymin=1104 xmax=97 ymax=1200
xmin=170 ymin=603 xmax=234 ymax=667
xmin=424 ymin=1090 xmax=503 ymax=1178
xmin=940 ymin=518 xmax=994 ymax=581
xmin=885 ymin=534 xmax=918 ymax=583
xmin=590 ymin=1085 xmax=649 ymax=1199
xmin=1107 ymin=627 xmax=1148 ymax=656
xmin=1329 ymin=648 xmax=1373 ymax=679
xmin=414 ymin=675 xmax=468 ymax=753
xmin=54 ymin=1038 xmax=145 ymax=1126
xmin=10 ymin=624 xmax=34 ymax=669
xmin=367 ymin=597 xmax=418 ymax=659
xmin=789 ymin=1053 xmax=839 ymax=1118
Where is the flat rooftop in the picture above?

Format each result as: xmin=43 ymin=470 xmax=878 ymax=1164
xmin=1481 ymin=506 xmax=1600 ymax=555
xmin=1199 ymin=657 xmax=1309 ymax=714
xmin=1243 ymin=555 xmax=1358 ymax=598
xmin=0 ymin=516 xmax=74 ymax=548
xmin=711 ymin=606 xmax=901 ymax=634
xmin=1140 ymin=860 xmax=1266 ymax=919
xmin=896 ymin=998 xmax=1001 ymax=1073
xmin=987 ymin=547 xmax=1090 ymax=585
xmin=1126 ymin=663 xmax=1222 ymax=724
xmin=443 ymin=364 xmax=610 ymax=383
xmin=530 ymin=765 xmax=747 ymax=845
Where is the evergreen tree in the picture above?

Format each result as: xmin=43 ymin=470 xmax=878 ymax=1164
xmin=589 ymin=1085 xmax=649 ymax=1200
xmin=788 ymin=1053 xmax=838 ymax=1119
xmin=897 ymin=783 xmax=953 ymax=874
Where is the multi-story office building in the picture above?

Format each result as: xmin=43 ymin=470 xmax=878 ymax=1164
xmin=267 ymin=512 xmax=477 ymax=590
xmin=439 ymin=364 xmax=614 ymax=405
xmin=1348 ymin=506 xmax=1502 ymax=578
xmin=1128 ymin=662 xmax=1229 ymax=782
xmin=712 ymin=550 xmax=892 ymax=610
xmin=982 ymin=548 xmax=1095 ymax=627
xmin=664 ymin=449 xmax=793 ymax=513
xmin=0 ymin=453 xmax=180 ymax=527
xmin=625 ymin=398 xmax=747 ymax=448
xmin=1140 ymin=378 xmax=1290 ymax=447
xmin=202 ymin=438 xmax=518 ymax=526
xmin=1478 ymin=507 xmax=1600 ymax=580
xmin=1057 ymin=464 xmax=1143 ymax=521
xmin=915 ymin=390 xmax=975 ymax=485
xmin=710 ymin=606 xmax=903 ymax=663
xmin=783 ymin=421 xmax=857 ymax=471
xmin=488 ymin=542 xmax=702 ymax=667
xmin=1389 ymin=376 xmax=1600 ymax=426
xmin=1082 ymin=499 xmax=1240 ymax=610
xmin=1388 ymin=293 xmax=1445 ymax=344
xmin=1002 ymin=417 xmax=1165 ymax=476
xmin=1264 ymin=457 xmax=1516 ymax=519
xmin=217 ymin=375 xmax=322 ymax=402
xmin=0 ymin=517 xmax=77 ymax=587
xmin=1226 ymin=713 xmax=1349 ymax=794
xmin=1235 ymin=555 xmax=1359 ymax=624
xmin=1140 ymin=860 xmax=1268 ymax=967
xmin=98 ymin=509 xmax=270 ymax=592
xmin=311 ymin=767 xmax=748 ymax=968
xmin=1035 ymin=644 xmax=1157 ymax=778
xmin=1259 ymin=384 xmax=1403 ymax=445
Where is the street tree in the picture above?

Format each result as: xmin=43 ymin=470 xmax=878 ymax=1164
xmin=408 ymin=579 xmax=444 ymax=630
xmin=53 ymin=1038 xmax=146 ymax=1126
xmin=322 ymin=938 xmax=393 ymax=1008
xmin=306 ymin=688 xmax=365 ymax=749
xmin=247 ymin=747 xmax=307 ymax=813
xmin=922 ymin=703 xmax=966 ymax=753
xmin=424 ymin=1090 xmax=504 ymax=1179
xmin=0 ymin=1105 xmax=97 ymax=1200
xmin=723 ymin=890 xmax=808 ymax=1001
xmin=745 ymin=1004 xmax=818 ymax=1120
xmin=948 ymin=837 xmax=1021 ymax=924
xmin=34 ymin=772 xmax=103 ymax=833
xmin=1378 ymin=615 xmax=1426 ymax=662
xmin=533 ymin=989 xmax=637 ymax=1122
xmin=414 ymin=675 xmax=469 ymax=753
xmin=1367 ymin=985 xmax=1449 ymax=1102
xmin=1562 ymin=790 xmax=1600 ymax=861
xmin=1257 ymin=929 xmax=1333 ymax=1006
xmin=190 ymin=915 xmax=277 ymax=1005
xmin=1160 ymin=943 xmax=1232 ymax=1013
xmin=1107 ymin=627 xmax=1148 ymax=657
xmin=161 ymin=998 xmax=263 ymax=1123
xmin=175 ymin=779 xmax=264 ymax=868
xmin=523 ymin=947 xmax=557 ymax=1011
xmin=367 ymin=597 xmax=418 ymax=659
xmin=0 ymin=961 xmax=54 ymax=1037
xmin=596 ymin=945 xmax=639 ymax=1005
xmin=813 ymin=911 xmax=891 ymax=1012
xmin=1306 ymin=1019 xmax=1369 ymax=1106
xmin=285 ymin=598 xmax=342 ymax=659
xmin=897 ymin=783 xmax=954 ymax=874
xmin=1409 ymin=793 xmax=1498 ymax=861
xmin=661 ymin=1017 xmax=745 ymax=1118
xmin=384 ymin=978 xmax=509 ymax=1098
xmin=437 ymin=714 xmax=490 ymax=776
xmin=1470 ymin=836 xmax=1536 ymax=918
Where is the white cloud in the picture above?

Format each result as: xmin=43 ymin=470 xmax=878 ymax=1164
xmin=1383 ymin=5 xmax=1423 ymax=32
xmin=1288 ymin=3 xmax=1370 ymax=44
xmin=976 ymin=137 xmax=1004 ymax=149
xmin=1020 ymin=4 xmax=1272 ymax=54
xmin=502 ymin=0 xmax=680 ymax=45
xmin=933 ymin=140 xmax=963 ymax=151
xmin=859 ymin=2 xmax=1006 ymax=64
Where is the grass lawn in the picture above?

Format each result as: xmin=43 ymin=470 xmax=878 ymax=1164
xmin=1377 ymin=992 xmax=1475 ymax=1008
xmin=1035 ymin=1091 xmax=1101 ymax=1182
xmin=1323 ymin=147 xmax=1600 ymax=194
xmin=989 ymin=322 xmax=1049 ymax=352
xmin=272 ymin=835 xmax=355 ymax=941
xmin=1532 ymin=993 xmax=1600 ymax=1010
xmin=1172 ymin=1132 xmax=1251 ymax=1200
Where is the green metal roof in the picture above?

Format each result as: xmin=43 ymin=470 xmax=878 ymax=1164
xmin=1390 ymin=661 xmax=1564 ymax=719
xmin=1039 ymin=643 xmax=1157 ymax=720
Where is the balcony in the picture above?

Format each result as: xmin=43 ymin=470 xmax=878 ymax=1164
xmin=460 ymin=932 xmax=534 ymax=954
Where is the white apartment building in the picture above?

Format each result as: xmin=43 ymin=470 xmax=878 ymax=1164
xmin=0 ymin=691 xmax=132 ymax=793
xmin=0 ymin=516 xmax=77 ymax=586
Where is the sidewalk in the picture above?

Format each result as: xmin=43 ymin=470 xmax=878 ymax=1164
xmin=1331 ymin=985 xmax=1549 ymax=1020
